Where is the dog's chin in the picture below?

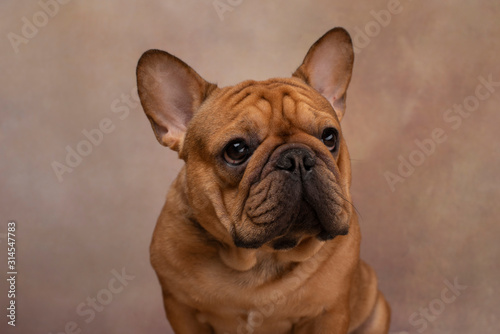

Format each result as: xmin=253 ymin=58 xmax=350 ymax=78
xmin=269 ymin=227 xmax=350 ymax=251
xmin=232 ymin=214 xmax=350 ymax=251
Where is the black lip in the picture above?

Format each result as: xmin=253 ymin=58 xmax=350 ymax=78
xmin=232 ymin=231 xmax=265 ymax=249
xmin=316 ymin=226 xmax=349 ymax=241
xmin=271 ymin=237 xmax=299 ymax=250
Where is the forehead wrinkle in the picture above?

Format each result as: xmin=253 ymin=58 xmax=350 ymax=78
xmin=225 ymin=84 xmax=268 ymax=110
xmin=219 ymin=80 xmax=256 ymax=102
xmin=293 ymin=88 xmax=338 ymax=120
xmin=254 ymin=85 xmax=310 ymax=137
xmin=262 ymin=79 xmax=311 ymax=92
xmin=216 ymin=105 xmax=269 ymax=147
xmin=217 ymin=79 xmax=337 ymax=143
xmin=224 ymin=79 xmax=315 ymax=110
xmin=278 ymin=93 xmax=295 ymax=133
xmin=277 ymin=89 xmax=323 ymax=135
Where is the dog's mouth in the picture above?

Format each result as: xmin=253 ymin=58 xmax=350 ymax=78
xmin=233 ymin=186 xmax=349 ymax=249
xmin=232 ymin=146 xmax=351 ymax=249
xmin=268 ymin=200 xmax=346 ymax=251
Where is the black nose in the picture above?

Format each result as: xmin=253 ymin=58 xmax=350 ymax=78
xmin=275 ymin=148 xmax=315 ymax=176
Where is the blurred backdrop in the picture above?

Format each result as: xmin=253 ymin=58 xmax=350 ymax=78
xmin=1 ymin=1 xmax=499 ymax=333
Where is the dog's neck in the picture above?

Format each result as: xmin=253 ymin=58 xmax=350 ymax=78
xmin=189 ymin=207 xmax=330 ymax=272
xmin=217 ymin=236 xmax=327 ymax=271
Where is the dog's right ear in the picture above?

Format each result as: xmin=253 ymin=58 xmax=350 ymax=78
xmin=136 ymin=50 xmax=217 ymax=151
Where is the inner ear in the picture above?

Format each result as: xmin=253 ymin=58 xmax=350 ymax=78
xmin=136 ymin=50 xmax=217 ymax=151
xmin=293 ymin=27 xmax=354 ymax=121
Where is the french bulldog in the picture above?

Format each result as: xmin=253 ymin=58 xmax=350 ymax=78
xmin=136 ymin=27 xmax=390 ymax=334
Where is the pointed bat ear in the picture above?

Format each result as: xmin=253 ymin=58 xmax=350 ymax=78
xmin=293 ymin=27 xmax=354 ymax=121
xmin=136 ymin=50 xmax=217 ymax=151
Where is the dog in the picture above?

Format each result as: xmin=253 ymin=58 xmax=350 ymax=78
xmin=136 ymin=27 xmax=390 ymax=334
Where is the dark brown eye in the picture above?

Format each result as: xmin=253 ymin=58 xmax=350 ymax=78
xmin=321 ymin=128 xmax=338 ymax=151
xmin=223 ymin=140 xmax=250 ymax=165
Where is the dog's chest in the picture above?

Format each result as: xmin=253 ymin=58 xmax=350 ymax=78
xmin=183 ymin=259 xmax=330 ymax=334
xmin=197 ymin=309 xmax=297 ymax=334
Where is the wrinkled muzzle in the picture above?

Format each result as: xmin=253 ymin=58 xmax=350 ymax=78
xmin=232 ymin=144 xmax=351 ymax=249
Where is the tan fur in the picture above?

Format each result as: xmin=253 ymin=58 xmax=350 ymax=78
xmin=137 ymin=28 xmax=390 ymax=334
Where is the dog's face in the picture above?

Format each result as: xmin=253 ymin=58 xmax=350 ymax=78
xmin=183 ymin=78 xmax=353 ymax=250
xmin=137 ymin=28 xmax=354 ymax=250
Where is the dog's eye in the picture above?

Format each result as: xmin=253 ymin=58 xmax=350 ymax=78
xmin=321 ymin=128 xmax=338 ymax=151
xmin=223 ymin=140 xmax=250 ymax=165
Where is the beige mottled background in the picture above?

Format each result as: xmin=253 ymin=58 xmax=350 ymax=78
xmin=1 ymin=0 xmax=499 ymax=333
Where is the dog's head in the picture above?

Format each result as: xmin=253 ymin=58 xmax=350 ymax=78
xmin=137 ymin=28 xmax=354 ymax=251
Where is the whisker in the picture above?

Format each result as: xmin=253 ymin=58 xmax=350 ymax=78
xmin=336 ymin=191 xmax=362 ymax=219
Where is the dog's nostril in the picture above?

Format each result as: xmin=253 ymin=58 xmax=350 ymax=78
xmin=303 ymin=156 xmax=315 ymax=171
xmin=276 ymin=156 xmax=296 ymax=172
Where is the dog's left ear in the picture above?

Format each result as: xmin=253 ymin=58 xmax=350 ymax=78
xmin=293 ymin=27 xmax=354 ymax=121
